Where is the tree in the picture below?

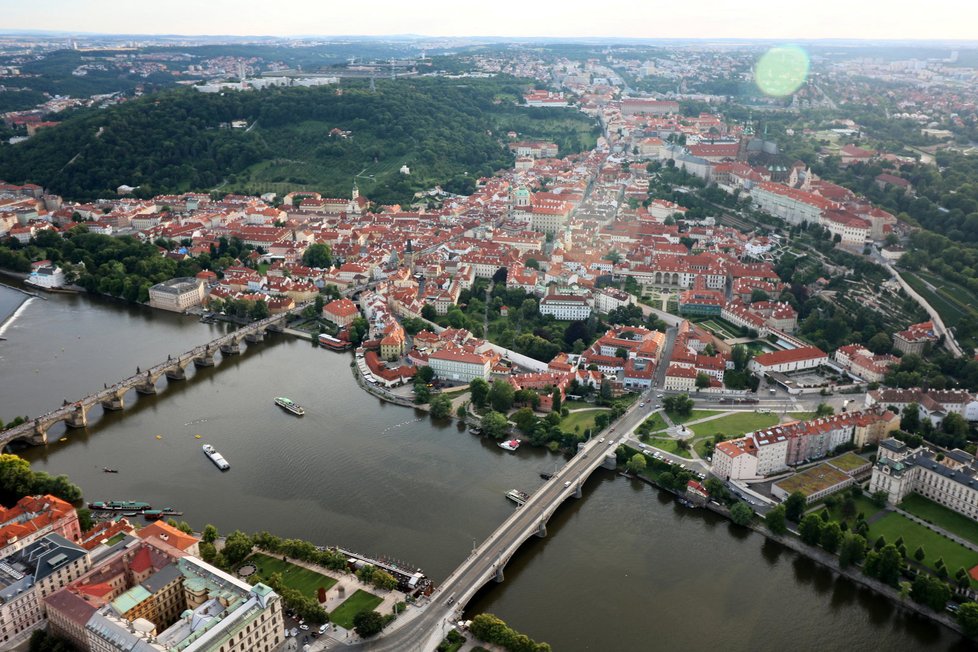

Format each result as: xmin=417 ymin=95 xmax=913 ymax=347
xmin=302 ymin=245 xmax=334 ymax=269
xmin=421 ymin=304 xmax=437 ymax=321
xmin=838 ymin=533 xmax=867 ymax=568
xmin=956 ymin=602 xmax=978 ymax=638
xmin=202 ymin=524 xmax=218 ymax=544
xmin=874 ymin=544 xmax=904 ymax=586
xmin=901 ymin=403 xmax=921 ymax=433
xmin=416 ymin=366 xmax=435 ymax=384
xmin=413 ymin=382 xmax=431 ymax=404
xmin=799 ymin=513 xmax=823 ymax=545
xmin=911 ymin=574 xmax=952 ymax=612
xmin=599 ymin=379 xmax=613 ymax=404
xmin=429 ymin=394 xmax=453 ymax=419
xmin=481 ymin=411 xmax=509 ymax=440
xmin=551 ymin=387 xmax=562 ymax=414
xmin=662 ymin=394 xmax=693 ymax=417
xmin=815 ymin=402 xmax=834 ymax=417
xmin=626 ymin=453 xmax=647 ymax=474
xmin=526 ymin=258 xmax=540 ymax=270
xmin=784 ymin=492 xmax=807 ymax=522
xmin=765 ymin=504 xmax=788 ymax=535
xmin=914 ymin=546 xmax=926 ymax=562
xmin=820 ymin=521 xmax=843 ymax=554
xmin=512 ymin=407 xmax=538 ymax=434
xmin=695 ymin=372 xmax=711 ymax=390
xmin=730 ymin=502 xmax=754 ymax=526
xmin=867 ymin=332 xmax=892 ymax=354
xmin=469 ymin=377 xmax=490 ymax=409
xmin=870 ymin=490 xmax=889 ymax=508
xmin=489 ymin=380 xmax=515 ymax=412
xmin=353 ymin=610 xmax=385 ymax=638
xmin=221 ymin=530 xmax=253 ymax=567
xmin=705 ymin=477 xmax=729 ymax=502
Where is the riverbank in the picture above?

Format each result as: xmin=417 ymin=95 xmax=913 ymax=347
xmin=620 ymin=469 xmax=969 ymax=639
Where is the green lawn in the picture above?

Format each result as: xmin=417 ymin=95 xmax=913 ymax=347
xmin=637 ymin=412 xmax=668 ymax=433
xmin=693 ymin=437 xmax=713 ymax=458
xmin=105 ymin=532 xmax=127 ymax=546
xmin=647 ymin=437 xmax=692 ymax=459
xmin=789 ymin=412 xmax=816 ymax=421
xmin=329 ymin=589 xmax=384 ymax=629
xmin=689 ymin=412 xmax=780 ymax=438
xmin=900 ymin=494 xmax=978 ymax=546
xmin=563 ymin=400 xmax=597 ymax=411
xmin=820 ymin=494 xmax=884 ymax=523
xmin=560 ymin=408 xmax=610 ymax=435
xmin=249 ymin=553 xmax=338 ymax=598
xmin=902 ymin=270 xmax=974 ymax=328
xmin=869 ymin=513 xmax=978 ymax=584
xmin=669 ymin=409 xmax=722 ymax=426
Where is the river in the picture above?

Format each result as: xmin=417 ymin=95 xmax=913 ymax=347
xmin=0 ymin=284 xmax=970 ymax=651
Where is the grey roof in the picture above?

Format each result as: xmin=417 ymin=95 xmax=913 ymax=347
xmin=141 ymin=562 xmax=182 ymax=595
xmin=879 ymin=438 xmax=907 ymax=453
xmin=9 ymin=533 xmax=87 ymax=583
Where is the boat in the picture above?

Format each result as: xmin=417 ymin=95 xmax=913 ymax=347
xmin=539 ymin=472 xmax=554 ymax=480
xmin=498 ymin=439 xmax=521 ymax=451
xmin=203 ymin=444 xmax=230 ymax=470
xmin=505 ymin=489 xmax=530 ymax=506
xmin=143 ymin=507 xmax=183 ymax=520
xmin=274 ymin=397 xmax=305 ymax=416
xmin=468 ymin=427 xmax=482 ymax=435
xmin=103 ymin=467 xmax=119 ymax=474
xmin=318 ymin=333 xmax=352 ymax=351
xmin=88 ymin=500 xmax=151 ymax=512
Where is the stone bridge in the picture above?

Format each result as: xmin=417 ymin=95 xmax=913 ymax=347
xmin=0 ymin=312 xmax=290 ymax=448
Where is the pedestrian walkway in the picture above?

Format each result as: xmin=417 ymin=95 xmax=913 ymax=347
xmin=893 ymin=507 xmax=978 ymax=553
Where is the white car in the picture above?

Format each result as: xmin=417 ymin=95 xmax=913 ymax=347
xmin=300 ymin=624 xmax=309 ymax=631
xmin=564 ymin=481 xmax=571 ymax=487
xmin=639 ymin=402 xmax=645 ymax=407
xmin=599 ymin=437 xmax=605 ymax=443
xmin=319 ymin=624 xmax=328 ymax=634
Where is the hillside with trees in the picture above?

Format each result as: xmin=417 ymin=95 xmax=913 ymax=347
xmin=0 ymin=77 xmax=597 ymax=205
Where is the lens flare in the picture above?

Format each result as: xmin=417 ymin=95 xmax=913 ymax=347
xmin=755 ymin=45 xmax=810 ymax=97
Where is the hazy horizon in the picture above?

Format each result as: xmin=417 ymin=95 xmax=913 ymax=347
xmin=4 ymin=0 xmax=978 ymax=42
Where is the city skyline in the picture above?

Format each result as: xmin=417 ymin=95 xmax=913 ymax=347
xmin=4 ymin=0 xmax=978 ymax=42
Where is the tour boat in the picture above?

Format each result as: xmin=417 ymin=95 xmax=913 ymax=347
xmin=318 ymin=333 xmax=352 ymax=351
xmin=274 ymin=397 xmax=305 ymax=416
xmin=88 ymin=500 xmax=151 ymax=512
xmin=203 ymin=444 xmax=230 ymax=470
xmin=498 ymin=439 xmax=521 ymax=451
xmin=505 ymin=489 xmax=530 ymax=506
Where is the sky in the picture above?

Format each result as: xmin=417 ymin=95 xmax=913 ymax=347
xmin=3 ymin=0 xmax=978 ymax=41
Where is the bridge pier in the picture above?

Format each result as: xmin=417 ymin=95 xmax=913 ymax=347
xmin=266 ymin=323 xmax=284 ymax=334
xmin=245 ymin=330 xmax=264 ymax=343
xmin=194 ymin=349 xmax=215 ymax=367
xmin=136 ymin=373 xmax=158 ymax=395
xmin=494 ymin=566 xmax=504 ymax=583
xmin=101 ymin=393 xmax=125 ymax=411
xmin=603 ymin=453 xmax=618 ymax=470
xmin=64 ymin=404 xmax=89 ymax=429
xmin=31 ymin=420 xmax=48 ymax=445
xmin=574 ymin=484 xmax=583 ymax=499
xmin=220 ymin=340 xmax=242 ymax=355
xmin=165 ymin=365 xmax=186 ymax=381
xmin=535 ymin=521 xmax=547 ymax=538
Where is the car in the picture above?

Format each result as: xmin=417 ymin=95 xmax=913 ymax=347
xmin=564 ymin=481 xmax=572 ymax=487
xmin=639 ymin=402 xmax=645 ymax=407
xmin=610 ymin=427 xmax=615 ymax=432
xmin=607 ymin=440 xmax=614 ymax=446
xmin=290 ymin=628 xmax=299 ymax=637
xmin=656 ymin=393 xmax=663 ymax=398
xmin=300 ymin=624 xmax=309 ymax=631
xmin=599 ymin=437 xmax=605 ymax=443
xmin=639 ymin=443 xmax=648 ymax=449
xmin=319 ymin=624 xmax=328 ymax=634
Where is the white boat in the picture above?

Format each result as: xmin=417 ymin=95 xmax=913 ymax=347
xmin=274 ymin=397 xmax=305 ymax=416
xmin=202 ymin=444 xmax=230 ymax=470
xmin=498 ymin=439 xmax=521 ymax=451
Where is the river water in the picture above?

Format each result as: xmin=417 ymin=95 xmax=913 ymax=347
xmin=0 ymin=284 xmax=969 ymax=651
